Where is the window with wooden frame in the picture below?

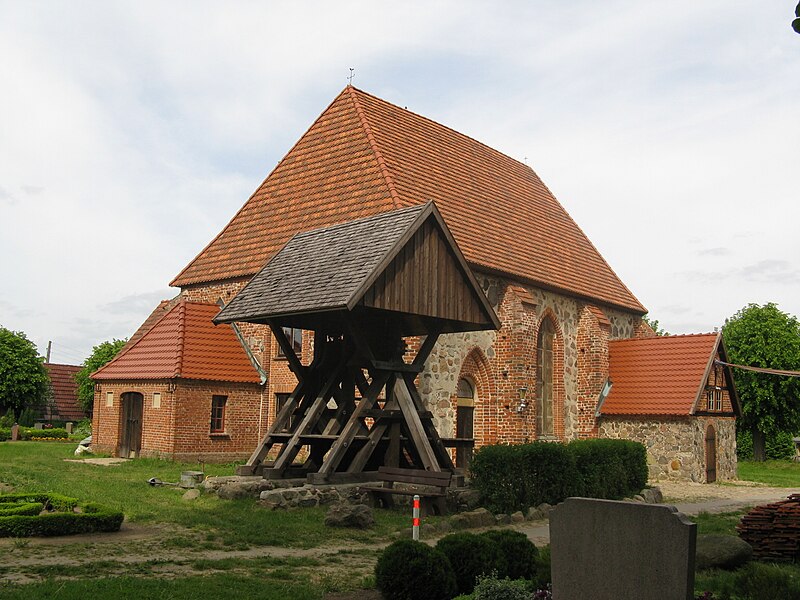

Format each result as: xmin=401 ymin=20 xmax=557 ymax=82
xmin=455 ymin=378 xmax=475 ymax=469
xmin=536 ymin=318 xmax=555 ymax=438
xmin=210 ymin=395 xmax=227 ymax=433
xmin=705 ymin=364 xmax=726 ymax=412
xmin=277 ymin=327 xmax=303 ymax=358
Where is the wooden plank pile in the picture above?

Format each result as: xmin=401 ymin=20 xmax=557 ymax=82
xmin=737 ymin=494 xmax=800 ymax=562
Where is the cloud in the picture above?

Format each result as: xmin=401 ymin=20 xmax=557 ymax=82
xmin=741 ymin=260 xmax=800 ymax=285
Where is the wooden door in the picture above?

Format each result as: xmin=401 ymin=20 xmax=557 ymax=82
xmin=120 ymin=392 xmax=144 ymax=458
xmin=705 ymin=424 xmax=717 ymax=483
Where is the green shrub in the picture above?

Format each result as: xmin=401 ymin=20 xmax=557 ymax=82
xmin=733 ymin=562 xmax=800 ymax=600
xmin=470 ymin=443 xmax=583 ymax=513
xmin=469 ymin=439 xmax=647 ymax=514
xmin=472 ymin=574 xmax=533 ymax=600
xmin=436 ymin=532 xmax=507 ymax=595
xmin=534 ymin=545 xmax=551 ymax=587
xmin=0 ymin=408 xmax=15 ymax=428
xmin=375 ymin=539 xmax=457 ymax=600
xmin=567 ymin=439 xmax=647 ymax=499
xmin=23 ymin=427 xmax=70 ymax=440
xmin=0 ymin=502 xmax=43 ymax=517
xmin=0 ymin=428 xmax=9 ymax=441
xmin=481 ymin=530 xmax=538 ymax=581
xmin=737 ymin=430 xmax=796 ymax=461
xmin=18 ymin=407 xmax=36 ymax=427
xmin=0 ymin=493 xmax=123 ymax=537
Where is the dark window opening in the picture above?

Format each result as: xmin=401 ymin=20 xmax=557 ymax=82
xmin=211 ymin=395 xmax=227 ymax=433
xmin=277 ymin=327 xmax=303 ymax=357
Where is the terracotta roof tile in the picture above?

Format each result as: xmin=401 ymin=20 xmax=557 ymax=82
xmin=171 ymin=87 xmax=645 ymax=314
xmin=92 ymin=301 xmax=259 ymax=383
xmin=601 ymin=333 xmax=721 ymax=416
xmin=44 ymin=363 xmax=85 ymax=421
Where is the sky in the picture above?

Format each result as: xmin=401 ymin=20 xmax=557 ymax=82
xmin=1 ymin=1 xmax=798 ymax=365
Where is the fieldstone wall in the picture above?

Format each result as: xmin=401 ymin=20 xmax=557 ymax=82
xmin=599 ymin=415 xmax=737 ymax=482
xmin=420 ymin=272 xmax=642 ymax=448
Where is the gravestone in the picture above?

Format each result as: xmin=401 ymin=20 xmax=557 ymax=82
xmin=66 ymin=422 xmax=73 ymax=434
xmin=10 ymin=424 xmax=19 ymax=441
xmin=550 ymin=498 xmax=696 ymax=600
xmin=34 ymin=423 xmax=43 ymax=430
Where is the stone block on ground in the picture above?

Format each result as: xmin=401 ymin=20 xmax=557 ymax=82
xmin=325 ymin=503 xmax=374 ymax=529
xmin=510 ymin=511 xmax=525 ymax=523
xmin=550 ymin=498 xmax=696 ymax=600
xmin=695 ymin=534 xmax=752 ymax=570
xmin=641 ymin=487 xmax=663 ymax=504
xmin=526 ymin=507 xmax=544 ymax=521
xmin=182 ymin=489 xmax=200 ymax=501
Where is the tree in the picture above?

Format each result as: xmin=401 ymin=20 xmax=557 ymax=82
xmin=75 ymin=339 xmax=127 ymax=414
xmin=793 ymin=3 xmax=800 ymax=34
xmin=0 ymin=326 xmax=50 ymax=416
xmin=642 ymin=314 xmax=669 ymax=336
xmin=722 ymin=303 xmax=800 ymax=461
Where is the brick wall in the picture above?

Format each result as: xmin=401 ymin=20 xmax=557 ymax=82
xmin=92 ymin=378 xmax=264 ymax=462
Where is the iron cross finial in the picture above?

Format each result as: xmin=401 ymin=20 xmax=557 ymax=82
xmin=348 ymin=68 xmax=355 ymax=85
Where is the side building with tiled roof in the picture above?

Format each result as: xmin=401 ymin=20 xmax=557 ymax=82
xmin=93 ymin=86 xmax=737 ymax=479
xmin=598 ymin=333 xmax=740 ymax=482
xmin=91 ymin=300 xmax=264 ymax=460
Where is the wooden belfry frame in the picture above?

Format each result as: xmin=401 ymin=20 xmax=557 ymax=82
xmin=214 ymin=202 xmax=500 ymax=483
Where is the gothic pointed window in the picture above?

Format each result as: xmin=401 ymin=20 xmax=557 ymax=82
xmin=536 ymin=318 xmax=555 ymax=438
xmin=456 ymin=378 xmax=475 ymax=469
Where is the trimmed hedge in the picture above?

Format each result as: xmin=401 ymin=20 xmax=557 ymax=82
xmin=481 ymin=529 xmax=538 ymax=581
xmin=436 ymin=532 xmax=506 ymax=595
xmin=470 ymin=439 xmax=648 ymax=513
xmin=375 ymin=539 xmax=457 ymax=600
xmin=0 ymin=428 xmax=9 ymax=441
xmin=0 ymin=493 xmax=123 ymax=537
xmin=0 ymin=502 xmax=43 ymax=517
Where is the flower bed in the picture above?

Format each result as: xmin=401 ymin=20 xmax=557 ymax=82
xmin=0 ymin=493 xmax=124 ymax=537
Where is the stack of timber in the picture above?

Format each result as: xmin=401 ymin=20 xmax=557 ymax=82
xmin=737 ymin=494 xmax=800 ymax=562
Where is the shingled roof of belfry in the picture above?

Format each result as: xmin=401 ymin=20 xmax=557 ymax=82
xmin=171 ymin=86 xmax=645 ymax=315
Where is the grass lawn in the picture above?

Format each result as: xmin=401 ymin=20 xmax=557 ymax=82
xmin=0 ymin=441 xmax=409 ymax=598
xmin=0 ymin=442 xmax=410 ymax=548
xmin=738 ymin=460 xmax=800 ymax=487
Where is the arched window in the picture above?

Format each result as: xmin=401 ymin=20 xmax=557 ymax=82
xmin=456 ymin=378 xmax=475 ymax=468
xmin=536 ymin=318 xmax=555 ymax=438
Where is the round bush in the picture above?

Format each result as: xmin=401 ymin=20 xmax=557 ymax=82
xmin=482 ymin=529 xmax=538 ymax=581
xmin=436 ymin=532 xmax=506 ymax=595
xmin=375 ymin=539 xmax=457 ymax=600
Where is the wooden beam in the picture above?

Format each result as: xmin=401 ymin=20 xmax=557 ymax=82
xmin=401 ymin=371 xmax=455 ymax=471
xmin=317 ymin=371 xmax=391 ymax=478
xmin=413 ymin=330 xmax=441 ymax=369
xmin=272 ymin=355 xmax=347 ymax=473
xmin=269 ymin=322 xmax=306 ymax=378
xmin=394 ymin=376 xmax=440 ymax=471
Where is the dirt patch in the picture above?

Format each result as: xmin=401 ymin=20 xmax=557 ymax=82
xmin=0 ymin=482 xmax=14 ymax=493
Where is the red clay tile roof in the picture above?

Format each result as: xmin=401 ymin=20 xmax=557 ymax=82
xmin=601 ymin=333 xmax=722 ymax=416
xmin=171 ymin=87 xmax=645 ymax=314
xmin=120 ymin=297 xmax=180 ymax=354
xmin=92 ymin=301 xmax=260 ymax=383
xmin=44 ymin=363 xmax=85 ymax=421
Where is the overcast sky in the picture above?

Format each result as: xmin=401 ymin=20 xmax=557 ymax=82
xmin=1 ymin=1 xmax=798 ymax=365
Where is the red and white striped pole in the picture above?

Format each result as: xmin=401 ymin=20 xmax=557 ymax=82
xmin=412 ymin=494 xmax=420 ymax=540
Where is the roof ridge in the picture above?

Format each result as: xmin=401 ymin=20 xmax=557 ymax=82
xmin=612 ymin=332 xmax=718 ymax=344
xmin=350 ymin=86 xmax=533 ymax=173
xmin=174 ymin=300 xmax=187 ymax=378
xmin=347 ymin=86 xmax=402 ymax=209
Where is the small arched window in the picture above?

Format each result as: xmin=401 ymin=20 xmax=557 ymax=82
xmin=536 ymin=318 xmax=555 ymax=437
